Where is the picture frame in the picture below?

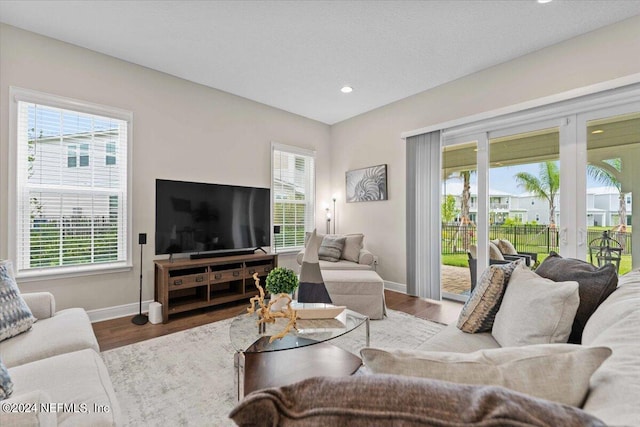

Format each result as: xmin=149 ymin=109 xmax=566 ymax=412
xmin=346 ymin=164 xmax=388 ymax=202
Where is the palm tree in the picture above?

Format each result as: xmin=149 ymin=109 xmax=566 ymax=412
xmin=515 ymin=161 xmax=560 ymax=227
xmin=458 ymin=170 xmax=475 ymax=250
xmin=587 ymin=159 xmax=626 ymax=231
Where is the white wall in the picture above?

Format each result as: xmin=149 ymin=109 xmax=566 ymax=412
xmin=0 ymin=24 xmax=331 ymax=311
xmin=330 ymin=16 xmax=640 ymax=288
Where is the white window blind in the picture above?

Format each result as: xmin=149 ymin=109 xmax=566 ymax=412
xmin=12 ymin=89 xmax=130 ymax=277
xmin=272 ymin=143 xmax=315 ymax=251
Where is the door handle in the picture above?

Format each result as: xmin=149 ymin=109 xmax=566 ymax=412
xmin=560 ymin=227 xmax=568 ymax=246
xmin=578 ymin=228 xmax=586 ymax=246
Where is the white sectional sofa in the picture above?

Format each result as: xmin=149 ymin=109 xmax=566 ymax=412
xmin=0 ymin=292 xmax=121 ymax=427
xmin=393 ymin=269 xmax=640 ymax=426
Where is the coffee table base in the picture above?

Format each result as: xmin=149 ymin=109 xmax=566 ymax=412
xmin=235 ymin=343 xmax=362 ymax=400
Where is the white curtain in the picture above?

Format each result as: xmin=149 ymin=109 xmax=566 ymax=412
xmin=406 ymin=131 xmax=441 ymax=300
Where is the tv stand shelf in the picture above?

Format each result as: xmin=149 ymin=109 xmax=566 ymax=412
xmin=154 ymin=253 xmax=277 ymax=323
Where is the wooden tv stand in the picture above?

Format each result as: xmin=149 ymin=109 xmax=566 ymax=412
xmin=154 ymin=253 xmax=277 ymax=323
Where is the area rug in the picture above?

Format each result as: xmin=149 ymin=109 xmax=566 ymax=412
xmin=102 ymin=309 xmax=445 ymax=426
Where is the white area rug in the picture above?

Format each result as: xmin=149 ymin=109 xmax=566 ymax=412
xmin=102 ymin=309 xmax=445 ymax=426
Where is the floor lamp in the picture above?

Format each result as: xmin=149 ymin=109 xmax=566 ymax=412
xmin=332 ymin=196 xmax=337 ymax=234
xmin=132 ymin=233 xmax=148 ymax=325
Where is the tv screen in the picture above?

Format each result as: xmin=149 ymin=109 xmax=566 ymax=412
xmin=155 ymin=179 xmax=270 ymax=256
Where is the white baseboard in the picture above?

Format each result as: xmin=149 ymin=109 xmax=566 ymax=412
xmin=87 ymin=300 xmax=154 ymax=323
xmin=384 ymin=280 xmax=406 ymax=294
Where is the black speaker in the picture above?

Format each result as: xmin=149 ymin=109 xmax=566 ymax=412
xmin=133 ymin=232 xmax=148 ymax=325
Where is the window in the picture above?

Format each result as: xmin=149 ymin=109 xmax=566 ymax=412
xmin=10 ymin=88 xmax=132 ymax=279
xmin=271 ymin=143 xmax=315 ymax=251
xmin=106 ymin=141 xmax=116 ymax=165
xmin=67 ymin=143 xmax=90 ymax=168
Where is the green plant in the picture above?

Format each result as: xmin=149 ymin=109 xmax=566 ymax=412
xmin=265 ymin=267 xmax=299 ymax=294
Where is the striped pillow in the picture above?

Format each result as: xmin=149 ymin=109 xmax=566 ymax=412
xmin=0 ymin=261 xmax=36 ymax=342
xmin=457 ymin=259 xmax=521 ymax=333
xmin=0 ymin=357 xmax=12 ymax=400
xmin=318 ymin=236 xmax=346 ymax=262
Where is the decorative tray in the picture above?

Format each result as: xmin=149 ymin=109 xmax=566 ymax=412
xmin=289 ymin=302 xmax=346 ymax=319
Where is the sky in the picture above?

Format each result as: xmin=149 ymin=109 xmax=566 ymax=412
xmin=452 ymin=162 xmax=604 ymax=195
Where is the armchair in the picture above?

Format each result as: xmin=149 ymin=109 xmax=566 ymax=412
xmin=467 ymin=241 xmax=533 ymax=291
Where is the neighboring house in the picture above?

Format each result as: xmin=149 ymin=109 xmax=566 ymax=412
xmin=443 ymin=183 xmax=632 ymax=227
xmin=28 ymin=129 xmax=122 ymax=221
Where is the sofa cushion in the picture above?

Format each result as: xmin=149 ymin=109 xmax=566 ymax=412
xmin=582 ymin=269 xmax=640 ymax=345
xmin=0 ymin=390 xmax=57 ymax=426
xmin=457 ymin=259 xmax=520 ymax=333
xmin=0 ymin=357 xmax=12 ymax=400
xmin=229 ymin=375 xmax=606 ymax=427
xmin=581 ymin=309 xmax=640 ymax=426
xmin=318 ymin=235 xmax=346 ymax=262
xmin=361 ymin=344 xmax=611 ymax=407
xmin=492 ymin=264 xmax=579 ymax=346
xmin=417 ymin=324 xmax=500 ymax=353
xmin=535 ymin=251 xmax=618 ymax=344
xmin=0 ymin=261 xmax=36 ymax=342
xmin=341 ymin=234 xmax=364 ymax=263
xmin=7 ymin=349 xmax=121 ymax=426
xmin=0 ymin=308 xmax=99 ymax=368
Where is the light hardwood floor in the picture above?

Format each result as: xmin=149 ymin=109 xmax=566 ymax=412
xmin=93 ymin=290 xmax=462 ymax=351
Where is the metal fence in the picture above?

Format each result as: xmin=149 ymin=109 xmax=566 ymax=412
xmin=442 ymin=224 xmax=632 ymax=255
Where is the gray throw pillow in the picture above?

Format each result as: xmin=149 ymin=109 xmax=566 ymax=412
xmin=0 ymin=357 xmax=12 ymax=400
xmin=457 ymin=259 xmax=520 ymax=333
xmin=0 ymin=261 xmax=36 ymax=342
xmin=229 ymin=375 xmax=606 ymax=427
xmin=535 ymin=252 xmax=618 ymax=344
xmin=318 ymin=236 xmax=346 ymax=262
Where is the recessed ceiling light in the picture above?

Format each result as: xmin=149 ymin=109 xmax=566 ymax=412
xmin=537 ymin=0 xmax=553 ymax=3
xmin=341 ymin=86 xmax=353 ymax=94
xmin=592 ymin=129 xmax=604 ymax=134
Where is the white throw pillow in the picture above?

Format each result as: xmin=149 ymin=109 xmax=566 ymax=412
xmin=361 ymin=344 xmax=611 ymax=407
xmin=492 ymin=263 xmax=580 ymax=347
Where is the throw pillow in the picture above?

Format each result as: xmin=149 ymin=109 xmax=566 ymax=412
xmin=340 ymin=234 xmax=364 ymax=263
xmin=489 ymin=241 xmax=504 ymax=260
xmin=457 ymin=259 xmax=521 ymax=333
xmin=318 ymin=235 xmax=346 ymax=262
xmin=229 ymin=375 xmax=606 ymax=427
xmin=492 ymin=263 xmax=579 ymax=346
xmin=0 ymin=261 xmax=36 ymax=342
xmin=361 ymin=344 xmax=611 ymax=407
xmin=0 ymin=357 xmax=12 ymax=400
xmin=535 ymin=251 xmax=618 ymax=344
xmin=498 ymin=239 xmax=519 ymax=255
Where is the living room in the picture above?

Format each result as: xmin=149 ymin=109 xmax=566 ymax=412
xmin=1 ymin=1 xmax=640 ymax=426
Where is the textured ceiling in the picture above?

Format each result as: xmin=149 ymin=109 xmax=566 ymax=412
xmin=1 ymin=1 xmax=639 ymax=124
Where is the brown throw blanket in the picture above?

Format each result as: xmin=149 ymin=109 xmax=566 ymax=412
xmin=230 ymin=374 xmax=604 ymax=427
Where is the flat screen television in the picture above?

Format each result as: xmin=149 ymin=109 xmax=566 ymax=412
xmin=155 ymin=179 xmax=270 ymax=256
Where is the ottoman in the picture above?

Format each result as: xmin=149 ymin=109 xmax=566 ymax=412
xmin=322 ymin=270 xmax=387 ymax=320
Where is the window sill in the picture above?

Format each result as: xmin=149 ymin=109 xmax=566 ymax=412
xmin=273 ymin=247 xmax=303 ymax=255
xmin=16 ymin=263 xmax=133 ymax=283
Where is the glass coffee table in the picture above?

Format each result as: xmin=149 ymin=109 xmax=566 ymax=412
xmin=230 ymin=305 xmax=369 ymax=400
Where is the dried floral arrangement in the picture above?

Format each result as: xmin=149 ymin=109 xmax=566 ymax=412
xmin=247 ymin=272 xmax=298 ymax=342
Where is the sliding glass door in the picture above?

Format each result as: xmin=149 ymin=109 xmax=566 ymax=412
xmin=579 ymin=108 xmax=640 ymax=273
xmin=438 ymin=87 xmax=640 ymax=301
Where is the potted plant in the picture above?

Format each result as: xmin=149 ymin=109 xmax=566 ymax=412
xmin=265 ymin=267 xmax=299 ymax=295
xmin=265 ymin=267 xmax=299 ymax=310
